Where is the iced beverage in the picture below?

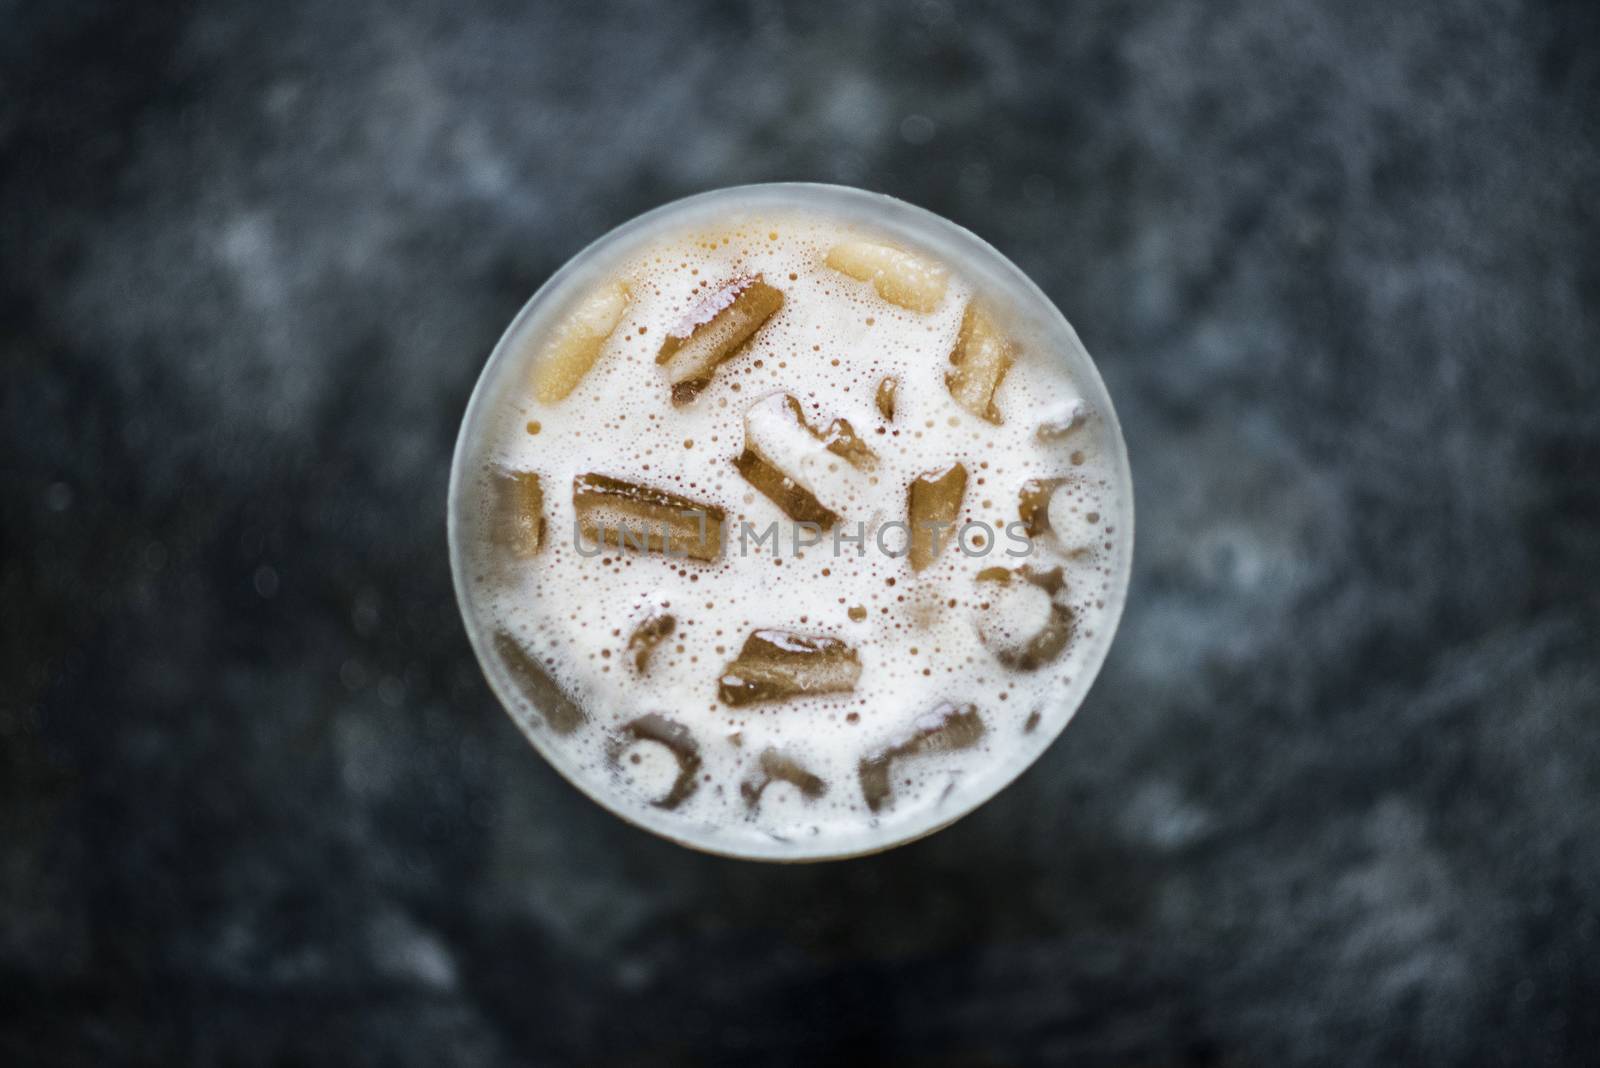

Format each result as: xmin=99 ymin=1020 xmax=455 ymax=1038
xmin=448 ymin=184 xmax=1132 ymax=860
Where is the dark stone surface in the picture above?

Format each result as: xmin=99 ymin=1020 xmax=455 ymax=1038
xmin=3 ymin=1 xmax=1598 ymax=1064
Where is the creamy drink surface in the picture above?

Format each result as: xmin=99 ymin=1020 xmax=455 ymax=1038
xmin=453 ymin=189 xmax=1131 ymax=860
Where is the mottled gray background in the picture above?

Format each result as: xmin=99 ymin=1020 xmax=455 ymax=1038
xmin=3 ymin=0 xmax=1598 ymax=1064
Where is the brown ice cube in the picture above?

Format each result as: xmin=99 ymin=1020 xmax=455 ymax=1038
xmin=718 ymin=629 xmax=862 ymax=706
xmin=820 ymin=415 xmax=878 ymax=472
xmin=531 ymin=280 xmax=631 ymax=402
xmin=1018 ymin=475 xmax=1101 ymax=559
xmin=1036 ymin=399 xmax=1089 ymax=441
xmin=907 ymin=462 xmax=968 ymax=571
xmin=609 ymin=713 xmax=701 ymax=810
xmin=733 ymin=450 xmax=838 ymax=529
xmin=626 ymin=609 xmax=676 ymax=673
xmin=858 ymin=701 xmax=985 ymax=812
xmin=824 ymin=240 xmax=949 ymax=313
xmin=1017 ymin=476 xmax=1074 ymax=540
xmin=734 ymin=394 xmax=836 ymax=527
xmin=975 ymin=565 xmax=1075 ymax=671
xmin=945 ymin=302 xmax=1017 ymax=424
xmin=739 ymin=749 xmax=827 ymax=808
xmin=488 ymin=467 xmax=545 ymax=557
xmin=656 ymin=276 xmax=783 ymax=404
xmin=875 ymin=375 xmax=898 ymax=421
xmin=573 ymin=473 xmax=725 ymax=561
xmin=734 ymin=393 xmax=878 ymax=529
xmin=492 ymin=630 xmax=583 ymax=735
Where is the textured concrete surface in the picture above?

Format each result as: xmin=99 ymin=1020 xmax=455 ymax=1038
xmin=3 ymin=0 xmax=1598 ymax=1064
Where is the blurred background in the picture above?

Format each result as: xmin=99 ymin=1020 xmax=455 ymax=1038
xmin=3 ymin=0 xmax=1598 ymax=1064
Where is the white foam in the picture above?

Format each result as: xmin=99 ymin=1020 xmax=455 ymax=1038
xmin=460 ymin=203 xmax=1129 ymax=858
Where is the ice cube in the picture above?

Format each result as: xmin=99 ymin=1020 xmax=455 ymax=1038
xmin=858 ymin=701 xmax=985 ymax=812
xmin=1017 ymin=476 xmax=1072 ymax=540
xmin=656 ymin=276 xmax=783 ymax=404
xmin=718 ymin=629 xmax=862 ymax=706
xmin=945 ymin=302 xmax=1016 ymax=424
xmin=974 ymin=565 xmax=1075 ymax=671
xmin=627 ymin=608 xmax=676 ymax=673
xmin=531 ymin=280 xmax=631 ymax=402
xmin=733 ymin=451 xmax=838 ymax=529
xmin=1045 ymin=489 xmax=1105 ymax=561
xmin=1036 ymin=398 xmax=1089 ymax=441
xmin=907 ymin=462 xmax=968 ymax=572
xmin=488 ymin=467 xmax=545 ymax=557
xmin=875 ymin=375 xmax=899 ymax=421
xmin=609 ymin=713 xmax=702 ymax=810
xmin=819 ymin=415 xmax=879 ymax=472
xmin=734 ymin=392 xmax=878 ymax=528
xmin=573 ymin=474 xmax=725 ymax=561
xmin=739 ymin=749 xmax=827 ymax=808
xmin=1017 ymin=475 xmax=1100 ymax=558
xmin=825 ymin=240 xmax=949 ymax=313
xmin=492 ymin=630 xmax=583 ymax=735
